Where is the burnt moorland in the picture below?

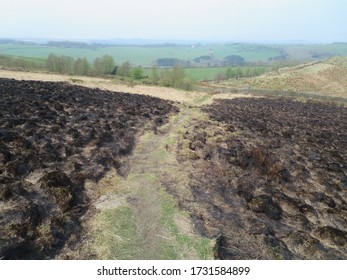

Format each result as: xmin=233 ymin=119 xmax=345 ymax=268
xmin=0 ymin=78 xmax=177 ymax=259
xmin=177 ymin=97 xmax=347 ymax=259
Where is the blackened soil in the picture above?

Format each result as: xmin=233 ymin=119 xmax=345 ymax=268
xmin=176 ymin=97 xmax=347 ymax=259
xmin=0 ymin=78 xmax=178 ymax=259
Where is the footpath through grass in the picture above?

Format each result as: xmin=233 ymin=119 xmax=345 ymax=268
xmin=91 ymin=97 xmax=215 ymax=260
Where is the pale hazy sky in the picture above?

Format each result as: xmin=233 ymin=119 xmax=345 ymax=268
xmin=1 ymin=0 xmax=346 ymax=42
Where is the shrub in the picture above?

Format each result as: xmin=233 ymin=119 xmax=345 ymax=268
xmin=131 ymin=67 xmax=144 ymax=80
xmin=159 ymin=66 xmax=195 ymax=90
xmin=117 ymin=61 xmax=131 ymax=76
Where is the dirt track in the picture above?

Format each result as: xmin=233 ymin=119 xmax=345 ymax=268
xmin=0 ymin=78 xmax=177 ymax=259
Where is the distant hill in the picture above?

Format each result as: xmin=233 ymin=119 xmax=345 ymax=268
xmin=223 ymin=57 xmax=347 ymax=98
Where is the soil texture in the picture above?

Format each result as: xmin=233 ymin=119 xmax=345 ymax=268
xmin=0 ymin=78 xmax=177 ymax=259
xmin=176 ymin=97 xmax=347 ymax=259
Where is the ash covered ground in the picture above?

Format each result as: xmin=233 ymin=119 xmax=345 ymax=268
xmin=176 ymin=97 xmax=347 ymax=259
xmin=0 ymin=78 xmax=177 ymax=259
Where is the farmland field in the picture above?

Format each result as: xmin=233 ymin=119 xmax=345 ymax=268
xmin=0 ymin=43 xmax=282 ymax=65
xmin=2 ymin=43 xmax=347 ymax=67
xmin=282 ymin=43 xmax=347 ymax=60
xmin=2 ymin=42 xmax=347 ymax=84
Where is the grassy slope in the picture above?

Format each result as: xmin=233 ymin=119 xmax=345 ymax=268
xmin=219 ymin=57 xmax=347 ymax=98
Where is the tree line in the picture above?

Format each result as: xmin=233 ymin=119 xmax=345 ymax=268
xmin=45 ymin=54 xmax=194 ymax=90
xmin=45 ymin=53 xmax=149 ymax=79
xmin=156 ymin=54 xmax=246 ymax=67
xmin=225 ymin=66 xmax=266 ymax=78
xmin=46 ymin=54 xmax=115 ymax=76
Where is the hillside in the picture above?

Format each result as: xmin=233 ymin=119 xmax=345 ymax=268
xmin=1 ymin=72 xmax=346 ymax=260
xmin=220 ymin=57 xmax=347 ymax=98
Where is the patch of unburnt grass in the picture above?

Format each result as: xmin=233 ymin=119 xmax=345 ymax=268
xmin=91 ymin=104 xmax=214 ymax=260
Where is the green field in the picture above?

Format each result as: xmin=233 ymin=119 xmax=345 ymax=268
xmin=2 ymin=42 xmax=347 ymax=84
xmin=281 ymin=43 xmax=347 ymax=60
xmin=0 ymin=43 xmax=282 ymax=66
xmin=2 ymin=42 xmax=347 ymax=67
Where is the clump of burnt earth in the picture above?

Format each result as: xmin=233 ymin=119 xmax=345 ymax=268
xmin=0 ymin=78 xmax=178 ymax=259
xmin=176 ymin=97 xmax=347 ymax=259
